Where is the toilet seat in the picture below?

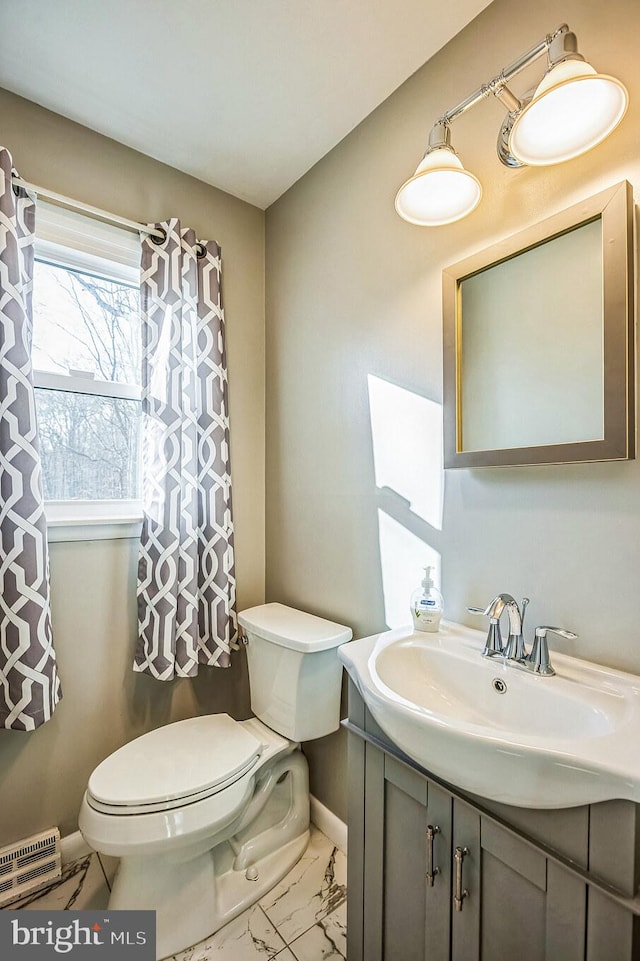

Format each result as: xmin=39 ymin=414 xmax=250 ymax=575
xmin=86 ymin=714 xmax=263 ymax=815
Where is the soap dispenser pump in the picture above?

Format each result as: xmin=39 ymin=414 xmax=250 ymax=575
xmin=411 ymin=566 xmax=444 ymax=633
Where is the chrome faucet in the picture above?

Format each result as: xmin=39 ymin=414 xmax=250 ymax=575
xmin=468 ymin=595 xmax=577 ymax=677
xmin=468 ymin=593 xmax=528 ymax=661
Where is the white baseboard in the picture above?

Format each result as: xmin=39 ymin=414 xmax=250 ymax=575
xmin=310 ymin=795 xmax=347 ymax=853
xmin=60 ymin=830 xmax=91 ymax=865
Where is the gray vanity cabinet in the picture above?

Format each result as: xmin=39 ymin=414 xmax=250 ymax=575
xmin=450 ymin=799 xmax=586 ymax=961
xmin=361 ymin=748 xmax=452 ymax=961
xmin=346 ymin=681 xmax=640 ymax=961
xmin=355 ymin=743 xmax=586 ymax=961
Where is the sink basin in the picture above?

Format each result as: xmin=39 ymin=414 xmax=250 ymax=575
xmin=339 ymin=622 xmax=640 ymax=808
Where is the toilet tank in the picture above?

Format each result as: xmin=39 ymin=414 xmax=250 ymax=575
xmin=238 ymin=603 xmax=352 ymax=742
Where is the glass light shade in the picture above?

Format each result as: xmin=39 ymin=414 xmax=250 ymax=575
xmin=395 ymin=148 xmax=482 ymax=226
xmin=510 ymin=59 xmax=628 ymax=165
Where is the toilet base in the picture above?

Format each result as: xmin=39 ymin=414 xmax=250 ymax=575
xmin=110 ymin=830 xmax=310 ymax=959
xmin=106 ymin=748 xmax=311 ymax=959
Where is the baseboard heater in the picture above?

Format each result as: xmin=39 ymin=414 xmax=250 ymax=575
xmin=0 ymin=828 xmax=61 ymax=906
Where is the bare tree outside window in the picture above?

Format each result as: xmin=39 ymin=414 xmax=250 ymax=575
xmin=32 ymin=261 xmax=141 ymax=501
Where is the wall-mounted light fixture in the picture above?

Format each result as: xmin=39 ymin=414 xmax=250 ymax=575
xmin=395 ymin=24 xmax=628 ymax=226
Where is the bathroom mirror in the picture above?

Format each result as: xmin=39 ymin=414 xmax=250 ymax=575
xmin=442 ymin=181 xmax=634 ymax=468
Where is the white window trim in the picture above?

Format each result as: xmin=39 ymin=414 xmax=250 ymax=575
xmin=33 ymin=370 xmax=142 ymax=401
xmin=33 ymin=202 xmax=143 ymax=542
xmin=45 ymin=500 xmax=143 ymax=543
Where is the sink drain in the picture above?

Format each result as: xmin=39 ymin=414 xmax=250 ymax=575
xmin=492 ymin=677 xmax=507 ymax=694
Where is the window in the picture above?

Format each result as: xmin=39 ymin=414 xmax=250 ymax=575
xmin=32 ymin=202 xmax=143 ymax=540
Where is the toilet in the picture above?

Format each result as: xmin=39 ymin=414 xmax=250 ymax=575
xmin=79 ymin=603 xmax=352 ymax=960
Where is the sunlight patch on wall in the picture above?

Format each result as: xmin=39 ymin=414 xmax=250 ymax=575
xmin=378 ymin=510 xmax=441 ymax=629
xmin=367 ymin=374 xmax=443 ymax=531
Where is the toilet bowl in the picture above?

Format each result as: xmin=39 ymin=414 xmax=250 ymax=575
xmin=79 ymin=603 xmax=351 ymax=960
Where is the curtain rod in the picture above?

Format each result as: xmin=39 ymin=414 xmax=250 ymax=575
xmin=11 ymin=174 xmax=165 ymax=240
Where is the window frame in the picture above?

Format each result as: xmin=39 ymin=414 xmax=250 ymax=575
xmin=33 ymin=203 xmax=144 ymax=542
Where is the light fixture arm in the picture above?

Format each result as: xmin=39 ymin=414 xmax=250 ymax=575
xmin=491 ymin=81 xmax=521 ymax=114
xmin=425 ymin=121 xmax=453 ymax=153
xmin=435 ymin=23 xmax=569 ymax=128
xmin=547 ymin=29 xmax=585 ymax=68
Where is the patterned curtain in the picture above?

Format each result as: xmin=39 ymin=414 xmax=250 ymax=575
xmin=0 ymin=147 xmax=62 ymax=730
xmin=134 ymin=220 xmax=237 ymax=679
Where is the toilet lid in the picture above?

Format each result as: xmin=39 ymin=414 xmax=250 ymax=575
xmin=238 ymin=603 xmax=352 ymax=652
xmin=88 ymin=715 xmax=263 ymax=808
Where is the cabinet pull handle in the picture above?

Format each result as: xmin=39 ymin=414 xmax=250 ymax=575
xmin=453 ymin=845 xmax=469 ymax=912
xmin=426 ymin=824 xmax=440 ymax=886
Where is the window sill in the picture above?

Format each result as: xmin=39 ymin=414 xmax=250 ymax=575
xmin=45 ymin=501 xmax=143 ymax=543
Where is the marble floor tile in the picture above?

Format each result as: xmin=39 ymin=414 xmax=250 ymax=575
xmin=259 ymin=828 xmax=347 ymax=944
xmin=288 ymin=902 xmax=346 ymax=961
xmin=97 ymin=852 xmax=119 ymax=890
xmin=168 ymin=905 xmax=286 ymax=961
xmin=4 ymin=854 xmax=110 ymax=911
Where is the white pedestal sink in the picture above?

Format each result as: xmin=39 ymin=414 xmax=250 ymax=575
xmin=339 ymin=621 xmax=640 ymax=808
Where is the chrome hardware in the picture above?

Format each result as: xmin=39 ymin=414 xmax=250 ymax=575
xmin=237 ymin=629 xmax=249 ymax=647
xmin=489 ymin=594 xmax=525 ymax=661
xmin=469 ymin=593 xmax=525 ymax=660
xmin=426 ymin=824 xmax=440 ymax=887
xmin=469 ymin=596 xmax=576 ymax=679
xmin=484 ymin=617 xmax=503 ymax=656
xmin=468 ymin=606 xmax=502 ymax=657
xmin=453 ymin=846 xmax=469 ymax=911
xmin=523 ymin=626 xmax=578 ymax=676
xmin=492 ymin=677 xmax=507 ymax=694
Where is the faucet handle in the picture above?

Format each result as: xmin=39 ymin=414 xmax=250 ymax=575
xmin=527 ymin=626 xmax=578 ymax=676
xmin=467 ymin=606 xmax=503 ymax=657
xmin=468 ymin=595 xmax=508 ymax=618
xmin=535 ymin=626 xmax=578 ymax=642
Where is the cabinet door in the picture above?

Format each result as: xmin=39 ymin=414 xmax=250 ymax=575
xmin=362 ymin=746 xmax=452 ymax=961
xmin=451 ymin=800 xmax=586 ymax=961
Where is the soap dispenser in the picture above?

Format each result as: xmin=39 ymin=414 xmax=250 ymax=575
xmin=411 ymin=566 xmax=444 ymax=633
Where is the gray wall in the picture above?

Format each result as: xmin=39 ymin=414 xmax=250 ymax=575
xmin=265 ymin=0 xmax=640 ymax=820
xmin=0 ymin=89 xmax=265 ymax=842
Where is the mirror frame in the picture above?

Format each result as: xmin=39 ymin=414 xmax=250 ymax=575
xmin=442 ymin=180 xmax=634 ymax=468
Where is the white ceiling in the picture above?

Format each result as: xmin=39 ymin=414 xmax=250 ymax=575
xmin=0 ymin=0 xmax=492 ymax=209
